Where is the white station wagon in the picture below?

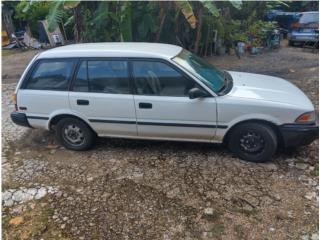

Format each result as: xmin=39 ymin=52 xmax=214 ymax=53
xmin=11 ymin=43 xmax=318 ymax=162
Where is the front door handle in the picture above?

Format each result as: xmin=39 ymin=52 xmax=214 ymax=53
xmin=77 ymin=99 xmax=89 ymax=105
xmin=139 ymin=102 xmax=152 ymax=109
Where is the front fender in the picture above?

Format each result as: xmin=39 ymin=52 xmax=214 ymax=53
xmin=214 ymin=114 xmax=281 ymax=142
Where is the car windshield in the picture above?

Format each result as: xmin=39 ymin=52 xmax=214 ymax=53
xmin=173 ymin=50 xmax=225 ymax=92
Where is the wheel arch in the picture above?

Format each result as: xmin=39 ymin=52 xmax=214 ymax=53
xmin=222 ymin=119 xmax=283 ymax=146
xmin=48 ymin=114 xmax=97 ymax=135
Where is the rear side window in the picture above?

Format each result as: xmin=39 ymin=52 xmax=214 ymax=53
xmin=73 ymin=60 xmax=130 ymax=94
xmin=25 ymin=60 xmax=75 ymax=90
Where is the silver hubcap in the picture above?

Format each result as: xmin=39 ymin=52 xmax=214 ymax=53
xmin=239 ymin=131 xmax=265 ymax=154
xmin=63 ymin=124 xmax=85 ymax=146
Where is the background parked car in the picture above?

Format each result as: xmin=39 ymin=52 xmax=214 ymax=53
xmin=288 ymin=11 xmax=319 ymax=46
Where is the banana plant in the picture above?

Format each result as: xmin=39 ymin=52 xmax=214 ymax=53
xmin=174 ymin=0 xmax=243 ymax=29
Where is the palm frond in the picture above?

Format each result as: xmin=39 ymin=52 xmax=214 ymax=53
xmin=47 ymin=1 xmax=64 ymax=32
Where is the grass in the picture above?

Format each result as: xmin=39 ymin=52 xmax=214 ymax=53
xmin=2 ymin=49 xmax=20 ymax=57
xmin=310 ymin=164 xmax=319 ymax=177
xmin=233 ymin=207 xmax=259 ymax=217
xmin=208 ymin=224 xmax=225 ymax=238
xmin=234 ymin=224 xmax=246 ymax=239
xmin=2 ymin=199 xmax=72 ymax=240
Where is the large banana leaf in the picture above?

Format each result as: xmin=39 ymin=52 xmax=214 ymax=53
xmin=120 ymin=2 xmax=132 ymax=41
xmin=47 ymin=1 xmax=65 ymax=32
xmin=64 ymin=15 xmax=74 ymax=27
xmin=174 ymin=1 xmax=197 ymax=29
xmin=22 ymin=0 xmax=33 ymax=13
xmin=63 ymin=1 xmax=80 ymax=10
xmin=229 ymin=0 xmax=242 ymax=10
xmin=200 ymin=0 xmax=219 ymax=17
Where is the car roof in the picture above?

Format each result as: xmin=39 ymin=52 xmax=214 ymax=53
xmin=37 ymin=42 xmax=183 ymax=60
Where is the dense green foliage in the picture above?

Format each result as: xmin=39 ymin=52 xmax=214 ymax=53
xmin=9 ymin=1 xmax=318 ymax=54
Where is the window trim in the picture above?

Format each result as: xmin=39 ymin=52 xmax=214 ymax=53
xmin=21 ymin=58 xmax=78 ymax=91
xmin=70 ymin=57 xmax=132 ymax=95
xmin=22 ymin=57 xmax=213 ymax=97
xmin=128 ymin=57 xmax=212 ymax=97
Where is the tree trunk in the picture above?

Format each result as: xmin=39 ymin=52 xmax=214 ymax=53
xmin=155 ymin=6 xmax=167 ymax=42
xmin=194 ymin=8 xmax=203 ymax=54
xmin=74 ymin=5 xmax=83 ymax=43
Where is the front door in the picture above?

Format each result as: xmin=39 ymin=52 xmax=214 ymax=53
xmin=69 ymin=59 xmax=137 ymax=137
xmin=131 ymin=60 xmax=217 ymax=141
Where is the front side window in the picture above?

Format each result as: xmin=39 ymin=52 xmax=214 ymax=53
xmin=73 ymin=60 xmax=130 ymax=94
xmin=25 ymin=60 xmax=75 ymax=90
xmin=132 ymin=61 xmax=197 ymax=96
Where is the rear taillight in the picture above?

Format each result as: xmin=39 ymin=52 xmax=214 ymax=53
xmin=12 ymin=93 xmax=17 ymax=111
xmin=291 ymin=22 xmax=300 ymax=29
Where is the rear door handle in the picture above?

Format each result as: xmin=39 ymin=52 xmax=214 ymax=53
xmin=139 ymin=102 xmax=152 ymax=109
xmin=77 ymin=99 xmax=89 ymax=105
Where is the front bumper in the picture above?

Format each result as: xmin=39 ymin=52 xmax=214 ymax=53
xmin=10 ymin=112 xmax=32 ymax=128
xmin=280 ymin=123 xmax=318 ymax=148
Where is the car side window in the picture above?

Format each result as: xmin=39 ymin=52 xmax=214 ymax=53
xmin=73 ymin=61 xmax=89 ymax=92
xmin=25 ymin=60 xmax=75 ymax=91
xmin=132 ymin=61 xmax=197 ymax=97
xmin=73 ymin=60 xmax=130 ymax=94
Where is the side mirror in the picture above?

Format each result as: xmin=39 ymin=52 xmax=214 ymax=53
xmin=188 ymin=88 xmax=208 ymax=99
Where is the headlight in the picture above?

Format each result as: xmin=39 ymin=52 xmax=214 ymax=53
xmin=295 ymin=111 xmax=317 ymax=124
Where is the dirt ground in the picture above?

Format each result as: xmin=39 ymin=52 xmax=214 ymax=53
xmin=2 ymin=43 xmax=319 ymax=240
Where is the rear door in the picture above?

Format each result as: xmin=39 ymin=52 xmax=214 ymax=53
xmin=18 ymin=59 xmax=76 ymax=128
xmin=130 ymin=59 xmax=217 ymax=141
xmin=69 ymin=59 xmax=137 ymax=137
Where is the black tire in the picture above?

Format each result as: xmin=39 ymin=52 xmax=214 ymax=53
xmin=55 ymin=117 xmax=95 ymax=151
xmin=227 ymin=122 xmax=277 ymax=163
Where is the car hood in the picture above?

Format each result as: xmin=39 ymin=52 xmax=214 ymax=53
xmin=227 ymin=71 xmax=314 ymax=110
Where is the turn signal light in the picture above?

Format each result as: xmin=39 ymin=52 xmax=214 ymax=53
xmin=12 ymin=93 xmax=17 ymax=111
xmin=295 ymin=111 xmax=316 ymax=123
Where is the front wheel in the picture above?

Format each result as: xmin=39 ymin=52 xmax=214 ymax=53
xmin=55 ymin=117 xmax=95 ymax=151
xmin=227 ymin=122 xmax=278 ymax=162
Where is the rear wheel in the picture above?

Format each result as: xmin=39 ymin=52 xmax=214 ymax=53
xmin=227 ymin=122 xmax=277 ymax=162
xmin=288 ymin=40 xmax=295 ymax=46
xmin=55 ymin=117 xmax=95 ymax=150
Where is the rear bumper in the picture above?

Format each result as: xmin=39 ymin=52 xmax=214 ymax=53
xmin=280 ymin=124 xmax=318 ymax=148
xmin=10 ymin=112 xmax=32 ymax=128
xmin=289 ymin=32 xmax=319 ymax=42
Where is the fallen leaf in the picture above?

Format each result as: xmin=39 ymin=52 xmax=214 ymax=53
xmin=9 ymin=216 xmax=24 ymax=225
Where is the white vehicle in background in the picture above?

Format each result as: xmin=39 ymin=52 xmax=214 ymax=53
xmin=11 ymin=43 xmax=318 ymax=162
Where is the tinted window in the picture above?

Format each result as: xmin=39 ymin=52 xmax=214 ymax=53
xmin=299 ymin=13 xmax=319 ymax=24
xmin=73 ymin=61 xmax=89 ymax=92
xmin=132 ymin=61 xmax=196 ymax=96
xmin=26 ymin=60 xmax=75 ymax=90
xmin=88 ymin=60 xmax=129 ymax=94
